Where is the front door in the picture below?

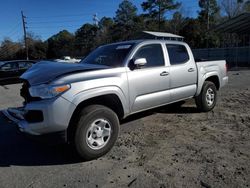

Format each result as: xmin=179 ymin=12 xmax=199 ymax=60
xmin=127 ymin=43 xmax=170 ymax=113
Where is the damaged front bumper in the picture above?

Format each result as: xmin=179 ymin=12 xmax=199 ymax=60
xmin=3 ymin=107 xmax=42 ymax=135
xmin=2 ymin=96 xmax=76 ymax=138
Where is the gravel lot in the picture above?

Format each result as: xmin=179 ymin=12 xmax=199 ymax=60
xmin=0 ymin=70 xmax=249 ymax=188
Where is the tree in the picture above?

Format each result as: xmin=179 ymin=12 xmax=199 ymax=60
xmin=198 ymin=0 xmax=220 ymax=48
xmin=75 ymin=24 xmax=99 ymax=56
xmin=114 ymin=0 xmax=137 ymax=25
xmin=47 ymin=30 xmax=75 ymax=58
xmin=24 ymin=33 xmax=47 ymax=59
xmin=198 ymin=0 xmax=220 ymax=29
xmin=221 ymin=0 xmax=246 ymax=18
xmin=179 ymin=19 xmax=203 ymax=48
xmin=98 ymin=17 xmax=114 ymax=44
xmin=112 ymin=0 xmax=138 ymax=41
xmin=168 ymin=11 xmax=186 ymax=34
xmin=0 ymin=38 xmax=22 ymax=60
xmin=243 ymin=0 xmax=250 ymax=12
xmin=141 ymin=0 xmax=181 ymax=30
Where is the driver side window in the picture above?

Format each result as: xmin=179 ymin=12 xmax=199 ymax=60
xmin=133 ymin=44 xmax=165 ymax=68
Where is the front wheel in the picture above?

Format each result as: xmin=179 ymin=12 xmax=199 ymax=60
xmin=74 ymin=105 xmax=120 ymax=160
xmin=195 ymin=81 xmax=217 ymax=112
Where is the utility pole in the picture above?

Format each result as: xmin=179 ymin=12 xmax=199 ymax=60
xmin=21 ymin=11 xmax=28 ymax=60
xmin=93 ymin=13 xmax=99 ymax=26
xmin=158 ymin=0 xmax=161 ymax=31
xmin=207 ymin=0 xmax=210 ymax=30
xmin=206 ymin=0 xmax=210 ymax=49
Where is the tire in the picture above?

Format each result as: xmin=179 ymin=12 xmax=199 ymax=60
xmin=74 ymin=105 xmax=119 ymax=160
xmin=195 ymin=81 xmax=217 ymax=112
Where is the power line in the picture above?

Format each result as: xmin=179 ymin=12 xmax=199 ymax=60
xmin=28 ymin=19 xmax=92 ymax=24
xmin=28 ymin=24 xmax=86 ymax=29
xmin=28 ymin=10 xmax=113 ymax=19
xmin=1 ymin=21 xmax=22 ymax=39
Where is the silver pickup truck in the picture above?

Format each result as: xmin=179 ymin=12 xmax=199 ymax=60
xmin=4 ymin=39 xmax=228 ymax=160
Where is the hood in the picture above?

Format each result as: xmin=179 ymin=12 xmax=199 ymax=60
xmin=21 ymin=61 xmax=108 ymax=85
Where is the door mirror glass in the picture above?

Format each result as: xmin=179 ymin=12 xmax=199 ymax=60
xmin=134 ymin=58 xmax=147 ymax=66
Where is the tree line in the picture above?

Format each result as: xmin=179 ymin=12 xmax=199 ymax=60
xmin=0 ymin=0 xmax=250 ymax=60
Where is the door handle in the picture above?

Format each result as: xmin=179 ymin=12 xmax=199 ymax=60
xmin=160 ymin=71 xmax=169 ymax=76
xmin=188 ymin=68 xmax=195 ymax=72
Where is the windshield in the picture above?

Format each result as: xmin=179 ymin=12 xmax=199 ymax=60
xmin=80 ymin=43 xmax=135 ymax=67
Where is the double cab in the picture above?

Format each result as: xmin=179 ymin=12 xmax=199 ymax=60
xmin=4 ymin=39 xmax=228 ymax=160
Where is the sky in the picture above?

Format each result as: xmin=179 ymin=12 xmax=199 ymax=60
xmin=0 ymin=0 xmax=200 ymax=43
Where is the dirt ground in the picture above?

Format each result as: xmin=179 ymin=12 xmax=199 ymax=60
xmin=0 ymin=70 xmax=249 ymax=188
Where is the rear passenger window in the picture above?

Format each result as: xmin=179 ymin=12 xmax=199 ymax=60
xmin=166 ymin=44 xmax=189 ymax=65
xmin=134 ymin=44 xmax=164 ymax=67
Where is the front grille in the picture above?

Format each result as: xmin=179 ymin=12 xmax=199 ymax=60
xmin=20 ymin=80 xmax=41 ymax=103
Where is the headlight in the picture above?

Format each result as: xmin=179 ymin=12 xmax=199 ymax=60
xmin=29 ymin=84 xmax=71 ymax=99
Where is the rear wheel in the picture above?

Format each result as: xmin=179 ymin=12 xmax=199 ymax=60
xmin=74 ymin=105 xmax=119 ymax=160
xmin=195 ymin=81 xmax=217 ymax=112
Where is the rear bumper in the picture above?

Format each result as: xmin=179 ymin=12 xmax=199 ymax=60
xmin=221 ymin=76 xmax=229 ymax=88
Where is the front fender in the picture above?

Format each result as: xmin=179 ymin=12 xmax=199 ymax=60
xmin=70 ymin=86 xmax=129 ymax=116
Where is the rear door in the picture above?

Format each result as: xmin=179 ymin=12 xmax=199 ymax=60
xmin=166 ymin=43 xmax=197 ymax=101
xmin=127 ymin=43 xmax=171 ymax=112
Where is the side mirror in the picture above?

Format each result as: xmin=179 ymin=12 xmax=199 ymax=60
xmin=134 ymin=58 xmax=147 ymax=67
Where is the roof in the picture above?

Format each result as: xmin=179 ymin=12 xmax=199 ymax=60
xmin=213 ymin=13 xmax=250 ymax=35
xmin=104 ymin=39 xmax=186 ymax=47
xmin=143 ymin=31 xmax=184 ymax=39
xmin=1 ymin=60 xmax=36 ymax=63
xmin=0 ymin=60 xmax=37 ymax=66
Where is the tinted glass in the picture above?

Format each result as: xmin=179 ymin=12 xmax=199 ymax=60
xmin=19 ymin=62 xmax=33 ymax=69
xmin=166 ymin=44 xmax=189 ymax=65
xmin=80 ymin=43 xmax=135 ymax=67
xmin=1 ymin=63 xmax=18 ymax=71
xmin=134 ymin=44 xmax=164 ymax=67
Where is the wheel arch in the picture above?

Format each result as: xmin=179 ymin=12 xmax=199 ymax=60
xmin=205 ymin=75 xmax=220 ymax=90
xmin=67 ymin=93 xmax=125 ymax=143
xmin=196 ymin=72 xmax=220 ymax=96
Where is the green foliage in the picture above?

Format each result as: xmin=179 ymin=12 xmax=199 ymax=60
xmin=97 ymin=17 xmax=114 ymax=44
xmin=141 ymin=0 xmax=181 ymax=30
xmin=198 ymin=0 xmax=220 ymax=27
xmin=74 ymin=24 xmax=99 ymax=56
xmin=28 ymin=40 xmax=47 ymax=59
xmin=114 ymin=0 xmax=137 ymax=25
xmin=141 ymin=0 xmax=181 ymax=19
xmin=47 ymin=30 xmax=75 ymax=58
xmin=111 ymin=0 xmax=139 ymax=41
xmin=196 ymin=0 xmax=221 ymax=48
xmin=167 ymin=11 xmax=186 ymax=34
